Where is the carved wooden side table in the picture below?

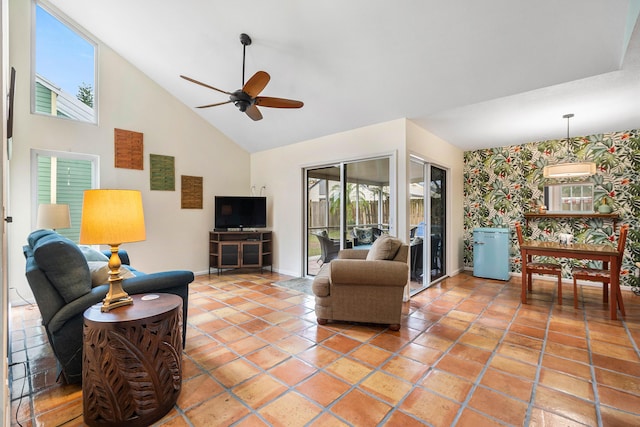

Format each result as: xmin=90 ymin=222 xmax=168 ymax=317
xmin=82 ymin=293 xmax=183 ymax=427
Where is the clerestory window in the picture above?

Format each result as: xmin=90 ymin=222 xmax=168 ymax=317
xmin=32 ymin=0 xmax=98 ymax=123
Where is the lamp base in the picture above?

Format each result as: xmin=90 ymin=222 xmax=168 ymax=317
xmin=101 ymin=245 xmax=134 ymax=312
xmin=101 ymin=296 xmax=133 ymax=312
xmin=101 ymin=278 xmax=133 ymax=312
xmin=101 ymin=298 xmax=133 ymax=312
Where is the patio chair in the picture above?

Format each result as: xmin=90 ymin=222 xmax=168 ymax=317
xmin=315 ymin=232 xmax=341 ymax=265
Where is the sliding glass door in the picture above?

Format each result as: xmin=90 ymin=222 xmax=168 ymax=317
xmin=305 ymin=157 xmax=391 ymax=276
xmin=409 ymin=159 xmax=427 ymax=293
xmin=431 ymin=165 xmax=446 ymax=282
xmin=409 ymin=158 xmax=447 ymax=294
xmin=306 ymin=165 xmax=341 ymax=276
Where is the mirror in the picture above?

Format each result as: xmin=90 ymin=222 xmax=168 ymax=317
xmin=544 ymin=182 xmax=594 ymax=213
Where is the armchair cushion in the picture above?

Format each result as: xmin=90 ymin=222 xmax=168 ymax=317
xmin=366 ymin=234 xmax=402 ymax=261
xmin=33 ymin=236 xmax=92 ymax=303
xmin=79 ymin=245 xmax=110 ymax=262
xmin=87 ymin=261 xmax=136 ymax=287
xmin=330 ymin=258 xmax=408 ymax=286
xmin=27 ymin=228 xmax=56 ymax=247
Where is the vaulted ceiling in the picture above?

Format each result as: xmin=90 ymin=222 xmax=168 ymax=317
xmin=49 ymin=0 xmax=640 ymax=153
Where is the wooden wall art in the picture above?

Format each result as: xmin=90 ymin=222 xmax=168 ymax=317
xmin=181 ymin=175 xmax=203 ymax=209
xmin=114 ymin=128 xmax=144 ymax=170
xmin=150 ymin=154 xmax=175 ymax=191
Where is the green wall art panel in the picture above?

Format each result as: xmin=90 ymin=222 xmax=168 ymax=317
xmin=150 ymin=154 xmax=175 ymax=191
xmin=463 ymin=129 xmax=640 ymax=289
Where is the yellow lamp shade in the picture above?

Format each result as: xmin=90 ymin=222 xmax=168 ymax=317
xmin=79 ymin=189 xmax=146 ymax=245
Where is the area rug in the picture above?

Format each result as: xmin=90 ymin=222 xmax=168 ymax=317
xmin=273 ymin=277 xmax=314 ymax=296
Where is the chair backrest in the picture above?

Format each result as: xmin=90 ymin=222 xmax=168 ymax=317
xmin=514 ymin=221 xmax=524 ymax=245
xmin=315 ymin=233 xmax=340 ymax=261
xmin=617 ymin=224 xmax=629 ymax=255
xmin=315 ymin=233 xmax=329 ymax=253
xmin=24 ymin=230 xmax=91 ymax=326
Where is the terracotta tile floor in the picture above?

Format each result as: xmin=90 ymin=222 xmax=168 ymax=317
xmin=9 ymin=271 xmax=640 ymax=426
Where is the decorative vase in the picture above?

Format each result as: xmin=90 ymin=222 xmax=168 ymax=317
xmin=598 ymin=198 xmax=612 ymax=214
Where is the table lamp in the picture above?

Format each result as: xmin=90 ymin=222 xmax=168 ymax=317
xmin=36 ymin=204 xmax=71 ymax=230
xmin=80 ymin=189 xmax=146 ymax=312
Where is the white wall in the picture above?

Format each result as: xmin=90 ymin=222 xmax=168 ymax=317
xmin=7 ymin=1 xmax=466 ymax=307
xmin=8 ymin=0 xmax=250 ymax=304
xmin=250 ymin=118 xmax=464 ymax=279
xmin=406 ymin=120 xmax=465 ymax=275
xmin=251 ymin=119 xmax=407 ymax=276
xmin=1 ymin=0 xmax=9 ymax=422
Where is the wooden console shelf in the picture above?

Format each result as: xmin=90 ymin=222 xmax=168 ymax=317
xmin=523 ymin=213 xmax=620 ymax=231
xmin=209 ymin=230 xmax=272 ymax=274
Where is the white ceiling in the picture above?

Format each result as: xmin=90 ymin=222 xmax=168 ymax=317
xmin=48 ymin=0 xmax=640 ymax=153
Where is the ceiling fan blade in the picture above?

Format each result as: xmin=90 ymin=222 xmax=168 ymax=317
xmin=245 ymin=104 xmax=263 ymax=121
xmin=196 ymin=100 xmax=233 ymax=109
xmin=255 ymin=96 xmax=304 ymax=109
xmin=243 ymin=71 xmax=270 ymax=97
xmin=180 ymin=75 xmax=232 ymax=95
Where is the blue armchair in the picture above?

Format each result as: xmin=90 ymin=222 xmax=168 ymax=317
xmin=23 ymin=229 xmax=194 ymax=384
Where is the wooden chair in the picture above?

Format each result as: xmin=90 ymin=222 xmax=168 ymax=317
xmin=515 ymin=222 xmax=564 ymax=303
xmin=572 ymin=224 xmax=628 ymax=313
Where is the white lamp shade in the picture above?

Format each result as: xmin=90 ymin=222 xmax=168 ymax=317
xmin=79 ymin=189 xmax=146 ymax=245
xmin=36 ymin=204 xmax=71 ymax=230
xmin=543 ymin=162 xmax=596 ymax=178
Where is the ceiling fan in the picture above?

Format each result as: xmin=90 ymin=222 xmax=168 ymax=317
xmin=180 ymin=33 xmax=303 ymax=121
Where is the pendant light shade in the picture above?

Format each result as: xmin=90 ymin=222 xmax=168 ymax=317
xmin=542 ymin=114 xmax=596 ymax=179
xmin=543 ymin=161 xmax=596 ymax=178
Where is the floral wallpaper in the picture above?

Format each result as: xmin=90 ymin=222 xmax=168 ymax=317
xmin=463 ymin=128 xmax=640 ymax=289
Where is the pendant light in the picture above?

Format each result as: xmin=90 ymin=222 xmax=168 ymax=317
xmin=543 ymin=114 xmax=596 ymax=178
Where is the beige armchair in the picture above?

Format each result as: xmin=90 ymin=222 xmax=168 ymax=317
xmin=312 ymin=235 xmax=409 ymax=330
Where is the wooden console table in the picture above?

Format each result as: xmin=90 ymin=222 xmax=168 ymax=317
xmin=83 ymin=293 xmax=183 ymax=427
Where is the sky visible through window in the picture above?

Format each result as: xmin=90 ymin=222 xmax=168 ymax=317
xmin=36 ymin=4 xmax=94 ymax=97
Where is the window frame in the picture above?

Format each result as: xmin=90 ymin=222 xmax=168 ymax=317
xmin=31 ymin=0 xmax=99 ymax=124
xmin=544 ymin=182 xmax=595 ymax=213
xmin=31 ymin=149 xmax=100 ymax=242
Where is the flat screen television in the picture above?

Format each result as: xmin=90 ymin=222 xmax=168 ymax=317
xmin=214 ymin=196 xmax=267 ymax=230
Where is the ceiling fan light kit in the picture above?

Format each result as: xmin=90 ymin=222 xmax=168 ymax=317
xmin=543 ymin=113 xmax=596 ymax=179
xmin=180 ymin=33 xmax=303 ymax=121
